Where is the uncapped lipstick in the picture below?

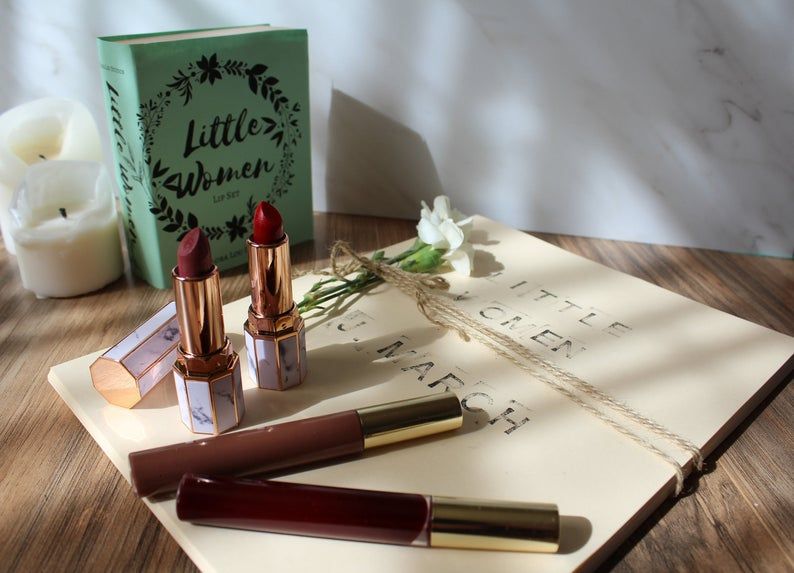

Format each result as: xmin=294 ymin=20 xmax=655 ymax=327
xmin=172 ymin=228 xmax=245 ymax=435
xmin=128 ymin=393 xmax=462 ymax=497
xmin=176 ymin=475 xmax=560 ymax=553
xmin=244 ymin=201 xmax=307 ymax=390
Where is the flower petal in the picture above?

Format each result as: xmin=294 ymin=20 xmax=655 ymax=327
xmin=443 ymin=243 xmax=474 ymax=276
xmin=417 ymin=217 xmax=447 ymax=248
xmin=438 ymin=218 xmax=464 ymax=250
xmin=455 ymin=215 xmax=473 ymax=240
xmin=433 ymin=195 xmax=452 ymax=220
xmin=420 ymin=200 xmax=433 ymax=221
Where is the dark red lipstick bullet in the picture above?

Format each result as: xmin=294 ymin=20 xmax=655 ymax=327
xmin=252 ymin=201 xmax=284 ymax=245
xmin=177 ymin=228 xmax=214 ymax=278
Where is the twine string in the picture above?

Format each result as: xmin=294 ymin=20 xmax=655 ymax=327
xmin=326 ymin=241 xmax=704 ymax=496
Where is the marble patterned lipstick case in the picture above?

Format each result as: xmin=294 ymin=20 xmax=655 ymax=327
xmin=90 ymin=302 xmax=180 ymax=408
xmin=174 ymin=355 xmax=245 ymax=434
xmin=245 ymin=328 xmax=308 ymax=390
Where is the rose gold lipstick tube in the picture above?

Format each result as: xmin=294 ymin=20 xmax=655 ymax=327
xmin=244 ymin=235 xmax=307 ymax=390
xmin=173 ymin=267 xmax=245 ymax=435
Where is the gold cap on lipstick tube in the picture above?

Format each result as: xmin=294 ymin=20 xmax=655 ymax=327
xmin=429 ymin=497 xmax=560 ymax=552
xmin=357 ymin=393 xmax=463 ymax=449
xmin=90 ymin=301 xmax=180 ymax=408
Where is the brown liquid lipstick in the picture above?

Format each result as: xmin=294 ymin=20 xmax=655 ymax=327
xmin=172 ymin=228 xmax=245 ymax=434
xmin=128 ymin=393 xmax=462 ymax=497
xmin=244 ymin=201 xmax=307 ymax=390
xmin=176 ymin=475 xmax=560 ymax=553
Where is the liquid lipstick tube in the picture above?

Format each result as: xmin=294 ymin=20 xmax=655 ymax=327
xmin=129 ymin=393 xmax=462 ymax=497
xmin=177 ymin=475 xmax=560 ymax=553
xmin=244 ymin=201 xmax=307 ymax=390
xmin=172 ymin=228 xmax=245 ymax=435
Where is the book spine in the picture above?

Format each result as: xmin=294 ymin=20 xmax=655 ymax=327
xmin=97 ymin=41 xmax=165 ymax=288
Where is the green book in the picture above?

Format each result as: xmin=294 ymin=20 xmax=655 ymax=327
xmin=97 ymin=25 xmax=313 ymax=289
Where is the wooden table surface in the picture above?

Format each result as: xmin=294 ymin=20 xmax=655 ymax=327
xmin=0 ymin=213 xmax=791 ymax=572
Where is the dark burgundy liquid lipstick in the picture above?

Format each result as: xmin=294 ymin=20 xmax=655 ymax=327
xmin=177 ymin=475 xmax=560 ymax=553
xmin=244 ymin=201 xmax=307 ymax=390
xmin=128 ymin=393 xmax=462 ymax=497
xmin=172 ymin=228 xmax=245 ymax=435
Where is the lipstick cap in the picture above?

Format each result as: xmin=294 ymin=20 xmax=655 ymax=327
xmin=430 ymin=496 xmax=560 ymax=553
xmin=90 ymin=302 xmax=180 ymax=408
xmin=357 ymin=393 xmax=462 ymax=449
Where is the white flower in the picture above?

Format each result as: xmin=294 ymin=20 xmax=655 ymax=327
xmin=442 ymin=242 xmax=474 ymax=276
xmin=416 ymin=195 xmax=474 ymax=275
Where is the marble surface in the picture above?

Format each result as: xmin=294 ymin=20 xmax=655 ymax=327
xmin=1 ymin=0 xmax=791 ymax=257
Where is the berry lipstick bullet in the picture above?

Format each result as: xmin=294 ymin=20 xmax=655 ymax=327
xmin=172 ymin=228 xmax=245 ymax=434
xmin=244 ymin=201 xmax=307 ymax=390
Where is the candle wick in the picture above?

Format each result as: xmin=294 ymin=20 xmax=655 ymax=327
xmin=38 ymin=154 xmax=47 ymax=160
xmin=59 ymin=208 xmax=67 ymax=219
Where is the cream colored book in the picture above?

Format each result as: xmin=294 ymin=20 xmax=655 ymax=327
xmin=48 ymin=216 xmax=793 ymax=572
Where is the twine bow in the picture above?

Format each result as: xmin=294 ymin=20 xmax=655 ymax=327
xmin=329 ymin=242 xmax=472 ymax=341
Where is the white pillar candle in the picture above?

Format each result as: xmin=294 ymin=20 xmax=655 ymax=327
xmin=9 ymin=161 xmax=123 ymax=298
xmin=0 ymin=98 xmax=101 ymax=254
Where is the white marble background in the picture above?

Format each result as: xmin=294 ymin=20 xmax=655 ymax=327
xmin=1 ymin=0 xmax=792 ymax=257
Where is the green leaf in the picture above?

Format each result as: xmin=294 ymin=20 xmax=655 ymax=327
xmin=152 ymin=159 xmax=168 ymax=179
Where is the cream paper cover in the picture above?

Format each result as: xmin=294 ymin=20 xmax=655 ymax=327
xmin=49 ymin=216 xmax=794 ymax=572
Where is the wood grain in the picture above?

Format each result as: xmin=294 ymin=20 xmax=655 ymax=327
xmin=0 ymin=213 xmax=791 ymax=572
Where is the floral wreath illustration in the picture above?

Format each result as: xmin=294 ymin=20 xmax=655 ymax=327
xmin=134 ymin=53 xmax=303 ymax=242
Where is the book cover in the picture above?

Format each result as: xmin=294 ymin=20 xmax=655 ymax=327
xmin=97 ymin=25 xmax=312 ymax=289
xmin=49 ymin=216 xmax=794 ymax=572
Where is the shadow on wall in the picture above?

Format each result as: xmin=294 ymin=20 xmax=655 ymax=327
xmin=325 ymin=89 xmax=443 ymax=219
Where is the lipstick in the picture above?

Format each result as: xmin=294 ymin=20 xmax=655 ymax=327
xmin=172 ymin=228 xmax=245 ymax=435
xmin=244 ymin=201 xmax=307 ymax=390
xmin=177 ymin=475 xmax=560 ymax=553
xmin=128 ymin=393 xmax=462 ymax=497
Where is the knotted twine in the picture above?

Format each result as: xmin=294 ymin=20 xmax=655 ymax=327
xmin=326 ymin=241 xmax=704 ymax=496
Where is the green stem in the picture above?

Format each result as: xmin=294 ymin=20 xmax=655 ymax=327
xmin=308 ymin=275 xmax=381 ymax=309
xmin=296 ymin=241 xmax=426 ymax=314
xmin=308 ymin=281 xmax=351 ymax=300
